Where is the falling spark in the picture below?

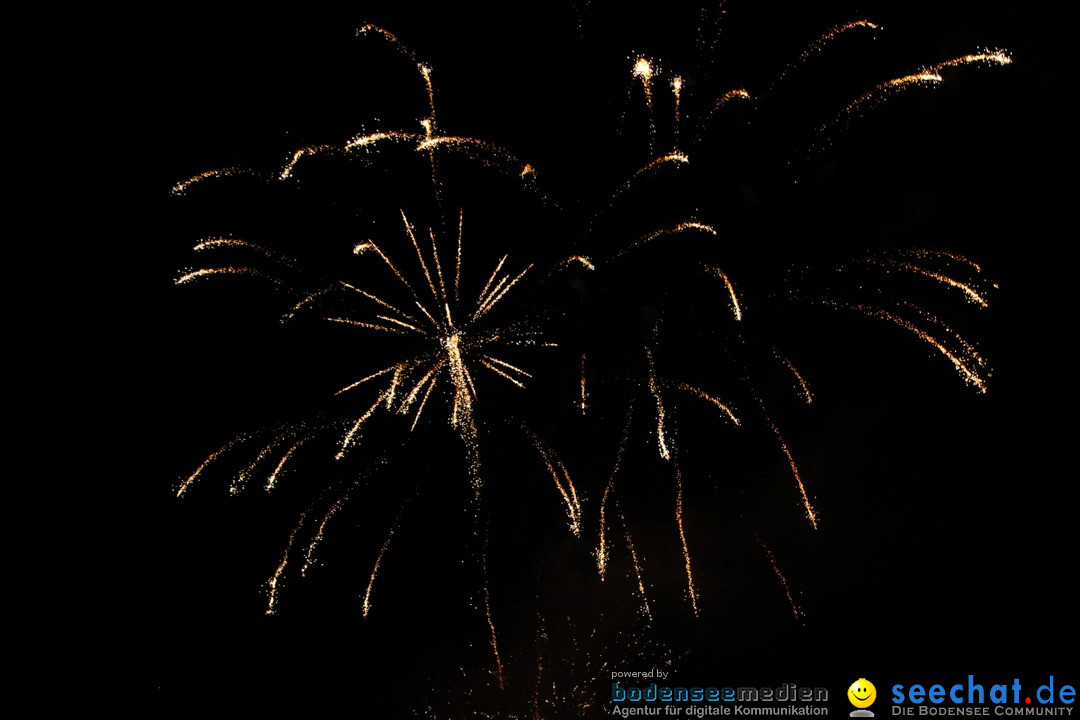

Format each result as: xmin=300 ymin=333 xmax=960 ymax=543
xmin=481 ymin=540 xmax=506 ymax=690
xmin=349 ymin=240 xmax=429 ymax=317
xmin=279 ymin=144 xmax=335 ymax=179
xmin=398 ymin=361 xmax=445 ymax=415
xmin=849 ymin=304 xmax=988 ymax=392
xmin=475 ymin=264 xmax=533 ymax=320
xmin=334 ymin=364 xmax=398 ymax=396
xmin=707 ymin=265 xmax=742 ymax=321
xmin=419 ymin=64 xmax=436 ymax=122
xmin=594 ymin=154 xmax=691 ymax=230
xmin=481 ymin=355 xmax=532 ymax=383
xmin=530 ymin=432 xmax=583 ymax=537
xmin=779 ymin=355 xmax=813 ymax=404
xmin=562 ymin=255 xmax=596 ymax=271
xmin=619 ymin=504 xmax=653 ymax=621
xmin=820 ymin=50 xmax=1009 ymax=140
xmin=344 ymin=130 xmax=422 ymax=151
xmin=264 ymin=438 xmax=307 ymax=491
xmin=701 ymin=88 xmax=752 ymax=137
xmin=362 ymin=506 xmax=405 ymax=619
xmin=337 ymin=390 xmax=390 ymax=460
xmin=598 ymin=409 xmax=632 ymax=580
xmin=348 ymin=129 xmax=535 ymax=183
xmin=888 ymin=261 xmax=990 ymax=308
xmin=414 ymin=135 xmax=521 ymax=163
xmin=775 ymin=20 xmax=881 ymax=85
xmin=931 ymin=49 xmax=1012 ymax=72
xmin=325 ymin=316 xmax=407 ymax=335
xmin=178 ymin=434 xmax=250 ymax=497
xmin=580 ymin=354 xmax=588 ymax=414
xmin=674 ymin=463 xmax=699 ymax=617
xmin=175 ymin=266 xmax=282 ymax=286
xmin=801 ymin=20 xmax=880 ymax=60
xmin=284 ymin=288 xmax=331 ymax=319
xmin=378 ymin=314 xmax=425 ymax=335
xmin=191 ymin=237 xmax=294 ymax=266
xmin=454 ymin=208 xmax=464 ymax=301
xmin=760 ymin=404 xmax=819 ymax=530
xmin=670 ymin=382 xmax=740 ymax=425
xmin=822 ymin=72 xmax=943 ymax=137
xmin=598 ymin=480 xmax=612 ymax=579
xmin=475 ymin=255 xmax=508 ymax=308
xmin=401 ymin=210 xmax=440 ymax=302
xmin=428 ymin=228 xmax=448 ymax=301
xmin=409 ymin=373 xmax=438 ymax=431
xmin=232 ymin=432 xmax=293 ymax=495
xmin=594 ymin=418 xmax=651 ymax=619
xmin=301 ymin=496 xmax=346 ymax=577
xmin=903 ymin=248 xmax=984 ymax=273
xmin=266 ymin=513 xmax=307 ymax=615
xmin=631 ymin=152 xmax=690 ymax=181
xmin=646 ymin=348 xmax=671 ymax=461
xmin=355 ymin=24 xmax=436 ymax=123
xmin=757 ymin=534 xmax=801 ymax=619
xmin=618 ymin=221 xmax=717 ymax=259
xmin=356 ymin=24 xmax=419 ymax=61
xmin=778 ymin=433 xmax=818 ymax=529
xmin=479 ymin=357 xmax=525 ymax=387
xmin=171 ymin=167 xmax=262 ymax=195
xmin=898 ymin=302 xmax=989 ymax=370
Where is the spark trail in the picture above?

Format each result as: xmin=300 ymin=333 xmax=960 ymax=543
xmin=820 ymin=50 xmax=1011 ymax=138
xmin=529 ymin=432 xmax=583 ymax=537
xmin=757 ymin=534 xmax=801 ymax=620
xmin=362 ymin=503 xmax=407 ymax=619
xmin=757 ymin=400 xmax=819 ymax=530
xmin=675 ymin=462 xmax=699 ymax=617
xmin=707 ymin=265 xmax=742 ymax=321
xmin=267 ymin=513 xmax=307 ymax=615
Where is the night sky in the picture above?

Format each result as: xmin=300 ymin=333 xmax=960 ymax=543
xmin=8 ymin=2 xmax=1077 ymax=714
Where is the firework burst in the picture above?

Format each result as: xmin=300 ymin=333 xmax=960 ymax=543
xmin=550 ymin=3 xmax=1009 ymax=621
xmin=170 ymin=2 xmax=1010 ymax=667
xmin=170 ymin=18 xmax=573 ymax=647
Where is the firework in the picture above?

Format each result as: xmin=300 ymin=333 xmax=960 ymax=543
xmin=171 ymin=6 xmax=1009 ymax=658
xmin=674 ymin=461 xmax=699 ymax=617
xmin=562 ymin=3 xmax=1007 ymax=627
xmin=528 ymin=430 xmax=584 ymax=537
xmin=819 ymin=49 xmax=1012 ymax=140
xmin=179 ymin=207 xmax=545 ymax=499
xmin=773 ymin=20 xmax=882 ymax=86
xmin=596 ymin=411 xmax=653 ymax=620
xmin=756 ymin=533 xmax=802 ymax=620
xmin=167 ymin=33 xmax=602 ymax=689
xmin=630 ymin=56 xmax=658 ymax=154
xmin=266 ymin=512 xmax=307 ymax=616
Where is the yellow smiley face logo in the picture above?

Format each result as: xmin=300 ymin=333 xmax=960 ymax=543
xmin=848 ymin=679 xmax=877 ymax=708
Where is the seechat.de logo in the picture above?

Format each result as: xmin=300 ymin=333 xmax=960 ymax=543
xmin=850 ymin=679 xmax=878 ymax=718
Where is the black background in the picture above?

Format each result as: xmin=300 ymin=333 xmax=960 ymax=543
xmin=7 ymin=1 xmax=1076 ymax=714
